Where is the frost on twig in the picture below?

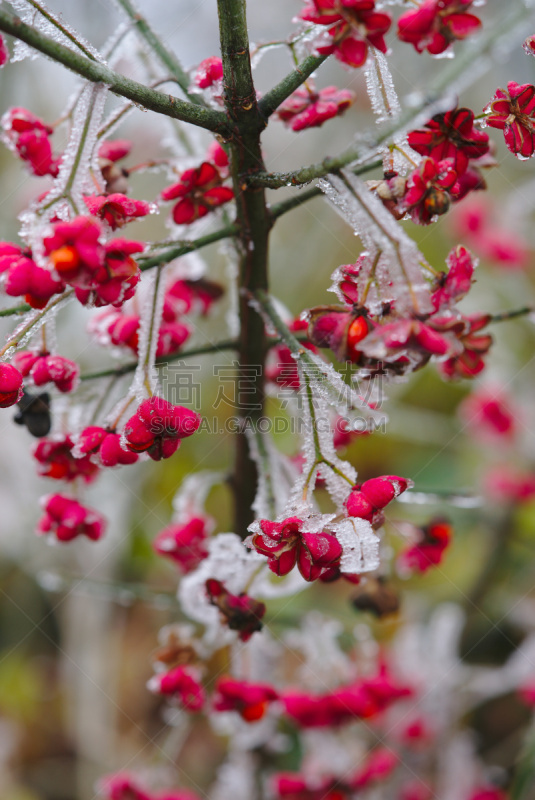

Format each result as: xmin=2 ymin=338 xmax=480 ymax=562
xmin=20 ymin=82 xmax=108 ymax=254
xmin=178 ymin=533 xmax=265 ymax=653
xmin=331 ymin=516 xmax=379 ymax=575
xmin=319 ymin=170 xmax=432 ymax=315
xmin=130 ymin=263 xmax=167 ymax=399
xmin=364 ymin=49 xmax=414 ymax=175
xmin=0 ymin=291 xmax=73 ymax=361
xmin=171 ymin=470 xmax=222 ymax=523
xmin=247 ymin=427 xmax=299 ymax=520
xmin=252 ymin=290 xmax=386 ymax=431
xmin=364 ymin=49 xmax=401 ymax=124
xmin=283 ymin=611 xmax=354 ymax=689
xmin=285 ymin=363 xmax=357 ymax=513
xmin=302 ymin=350 xmax=386 ymax=430
xmin=7 ymin=0 xmax=105 ymax=63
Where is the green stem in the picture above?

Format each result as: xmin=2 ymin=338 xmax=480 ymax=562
xmin=217 ymin=0 xmax=272 ymax=539
xmin=489 ymin=307 xmax=533 ymax=324
xmin=254 ymin=289 xmax=317 ymax=372
xmin=0 ymin=304 xmax=31 ymax=317
xmin=361 ymin=248 xmax=382 ymax=305
xmin=268 ymin=159 xmax=383 ymax=218
xmin=114 ymin=0 xmax=205 ymax=106
xmin=258 ymin=53 xmax=328 ymax=120
xmin=138 ymin=224 xmax=240 ymax=271
xmin=79 ymin=340 xmax=239 ymax=382
xmin=0 ymin=8 xmax=229 ymax=135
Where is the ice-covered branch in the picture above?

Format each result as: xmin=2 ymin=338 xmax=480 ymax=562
xmin=254 ymin=289 xmax=386 ymax=430
xmin=0 ymin=290 xmax=74 ymax=360
xmin=0 ymin=8 xmax=230 ymax=135
xmin=18 ymin=0 xmax=100 ymax=60
xmin=321 ymin=170 xmax=431 ymax=315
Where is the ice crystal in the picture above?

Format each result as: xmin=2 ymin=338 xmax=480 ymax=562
xmin=331 ymin=516 xmax=379 ymax=575
xmin=398 ymin=490 xmax=483 ymax=508
xmin=178 ymin=533 xmax=265 ymax=652
xmin=210 ymin=750 xmax=257 ymax=800
xmin=250 ymin=42 xmax=287 ymax=70
xmin=171 ymin=471 xmax=222 ymax=522
xmin=251 ymin=559 xmax=310 ymax=599
xmin=7 ymin=0 xmax=105 ymax=63
xmin=392 ymin=604 xmax=468 ymax=730
xmin=283 ymin=612 xmax=353 ymax=689
xmin=210 ymin=706 xmax=281 ymax=752
xmin=98 ymin=101 xmax=137 ymax=146
xmin=247 ymin=429 xmax=298 ymax=520
xmin=292 ymin=23 xmax=332 ymax=62
xmin=0 ymin=293 xmax=73 ymax=361
xmin=319 ymin=171 xmax=432 ymax=316
xmin=301 ymin=730 xmax=367 ymax=778
xmin=222 ymin=240 xmax=241 ymax=339
xmin=300 ymin=354 xmax=385 ymax=432
xmin=436 ymin=734 xmax=479 ymax=800
xmin=130 ymin=265 xmax=168 ymax=399
xmin=232 ymin=627 xmax=283 ymax=684
xmin=364 ymin=50 xmax=414 ymax=174
xmin=364 ymin=50 xmax=400 ymax=123
xmin=19 ymin=83 xmax=108 ymax=255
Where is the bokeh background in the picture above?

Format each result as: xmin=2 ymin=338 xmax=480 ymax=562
xmin=1 ymin=1 xmax=535 ymax=798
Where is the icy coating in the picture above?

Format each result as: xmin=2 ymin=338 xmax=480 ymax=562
xmin=7 ymin=0 xmax=105 ymax=63
xmin=20 ymin=83 xmax=108 ymax=256
xmin=319 ymin=171 xmax=433 ymax=316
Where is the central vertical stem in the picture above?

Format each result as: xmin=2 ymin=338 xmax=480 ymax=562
xmin=217 ymin=0 xmax=272 ymax=537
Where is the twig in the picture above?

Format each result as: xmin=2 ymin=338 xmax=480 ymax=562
xmin=258 ymin=53 xmax=328 ymax=120
xmin=0 ymin=8 xmax=229 ymax=135
xmin=79 ymin=339 xmax=239 ymax=382
xmin=114 ymin=0 xmax=206 ymax=106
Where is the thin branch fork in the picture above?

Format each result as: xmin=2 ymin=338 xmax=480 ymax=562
xmin=0 ymin=9 xmax=230 ymax=135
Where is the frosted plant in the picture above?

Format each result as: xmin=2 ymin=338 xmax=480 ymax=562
xmin=0 ymin=0 xmax=534 ymax=798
